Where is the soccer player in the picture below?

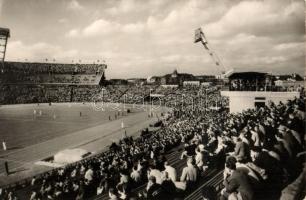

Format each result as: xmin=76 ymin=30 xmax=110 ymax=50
xmin=2 ymin=141 xmax=7 ymax=151
xmin=33 ymin=109 xmax=37 ymax=120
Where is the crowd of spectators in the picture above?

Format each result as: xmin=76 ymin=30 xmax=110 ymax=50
xmin=0 ymin=62 xmax=106 ymax=85
xmin=229 ymin=78 xmax=304 ymax=93
xmin=2 ymin=62 xmax=106 ymax=74
xmin=0 ymin=84 xmax=304 ymax=200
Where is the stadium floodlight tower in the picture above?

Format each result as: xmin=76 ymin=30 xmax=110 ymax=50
xmin=0 ymin=27 xmax=10 ymax=70
xmin=0 ymin=28 xmax=10 ymax=58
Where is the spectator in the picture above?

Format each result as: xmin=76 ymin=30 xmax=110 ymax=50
xmin=163 ymin=161 xmax=177 ymax=182
xmin=180 ymin=157 xmax=198 ymax=191
xmin=148 ymin=165 xmax=163 ymax=185
xmin=221 ymin=156 xmax=254 ymax=200
xmin=84 ymin=165 xmax=94 ymax=182
xmin=145 ymin=176 xmax=163 ymax=200
xmin=108 ymin=188 xmax=119 ymax=200
xmin=130 ymin=165 xmax=142 ymax=183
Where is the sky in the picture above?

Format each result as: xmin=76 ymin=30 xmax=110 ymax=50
xmin=0 ymin=0 xmax=305 ymax=78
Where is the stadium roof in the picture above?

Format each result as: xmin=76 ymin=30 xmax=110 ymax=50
xmin=228 ymin=72 xmax=267 ymax=79
xmin=0 ymin=27 xmax=10 ymax=37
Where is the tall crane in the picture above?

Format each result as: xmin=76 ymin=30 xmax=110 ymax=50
xmin=194 ymin=27 xmax=226 ymax=74
xmin=194 ymin=28 xmax=228 ymax=110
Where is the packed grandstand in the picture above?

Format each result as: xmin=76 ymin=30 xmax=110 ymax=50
xmin=0 ymin=62 xmax=305 ymax=200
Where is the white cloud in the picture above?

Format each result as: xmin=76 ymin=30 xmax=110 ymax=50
xmin=106 ymin=0 xmax=137 ymax=15
xmin=6 ymin=41 xmax=78 ymax=62
xmin=82 ymin=19 xmax=120 ymax=36
xmin=65 ymin=29 xmax=80 ymax=38
xmin=273 ymin=42 xmax=304 ymax=51
xmin=205 ymin=0 xmax=304 ymax=39
xmin=122 ymin=23 xmax=145 ymax=34
xmin=67 ymin=0 xmax=83 ymax=11
xmin=67 ymin=18 xmax=146 ymax=38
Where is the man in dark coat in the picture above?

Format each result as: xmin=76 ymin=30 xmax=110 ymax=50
xmin=221 ymin=156 xmax=254 ymax=200
xmin=145 ymin=176 xmax=164 ymax=200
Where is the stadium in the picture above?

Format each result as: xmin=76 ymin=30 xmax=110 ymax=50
xmin=0 ymin=1 xmax=305 ymax=200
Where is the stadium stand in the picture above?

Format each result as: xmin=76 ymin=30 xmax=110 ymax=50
xmin=0 ymin=62 xmax=107 ymax=104
xmin=0 ymin=84 xmax=304 ymax=200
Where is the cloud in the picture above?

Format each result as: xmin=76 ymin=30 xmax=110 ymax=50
xmin=2 ymin=0 xmax=304 ymax=78
xmin=273 ymin=42 xmax=304 ymax=51
xmin=6 ymin=41 xmax=78 ymax=62
xmin=67 ymin=0 xmax=83 ymax=11
xmin=122 ymin=23 xmax=145 ymax=34
xmin=65 ymin=29 xmax=80 ymax=38
xmin=0 ymin=0 xmax=3 ymax=17
xmin=58 ymin=18 xmax=68 ymax=23
xmin=105 ymin=0 xmax=139 ymax=15
xmin=205 ymin=0 xmax=304 ymax=39
xmin=67 ymin=18 xmax=146 ymax=37
xmin=82 ymin=19 xmax=120 ymax=36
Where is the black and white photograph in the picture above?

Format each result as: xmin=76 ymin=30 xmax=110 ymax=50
xmin=0 ymin=0 xmax=305 ymax=199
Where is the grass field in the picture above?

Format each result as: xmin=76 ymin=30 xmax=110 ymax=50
xmin=0 ymin=103 xmax=141 ymax=152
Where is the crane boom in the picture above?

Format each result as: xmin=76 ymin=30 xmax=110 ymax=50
xmin=194 ymin=28 xmax=225 ymax=73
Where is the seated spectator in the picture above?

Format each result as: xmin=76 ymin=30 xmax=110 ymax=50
xmin=180 ymin=157 xmax=198 ymax=191
xmin=30 ymin=191 xmax=41 ymax=200
xmin=148 ymin=165 xmax=163 ymax=184
xmin=84 ymin=165 xmax=94 ymax=182
xmin=195 ymin=144 xmax=209 ymax=171
xmin=163 ymin=161 xmax=177 ymax=182
xmin=108 ymin=188 xmax=119 ymax=200
xmin=221 ymin=156 xmax=254 ymax=200
xmin=145 ymin=176 xmax=163 ymax=200
xmin=180 ymin=142 xmax=197 ymax=159
xmin=201 ymin=186 xmax=217 ymax=200
xmin=233 ymin=137 xmax=250 ymax=163
xmin=161 ymin=172 xmax=177 ymax=199
xmin=130 ymin=165 xmax=142 ymax=184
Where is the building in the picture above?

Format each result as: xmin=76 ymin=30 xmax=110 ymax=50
xmin=183 ymin=81 xmax=200 ymax=86
xmin=127 ymin=78 xmax=146 ymax=85
xmin=221 ymin=71 xmax=301 ymax=113
xmin=159 ymin=69 xmax=196 ymax=86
